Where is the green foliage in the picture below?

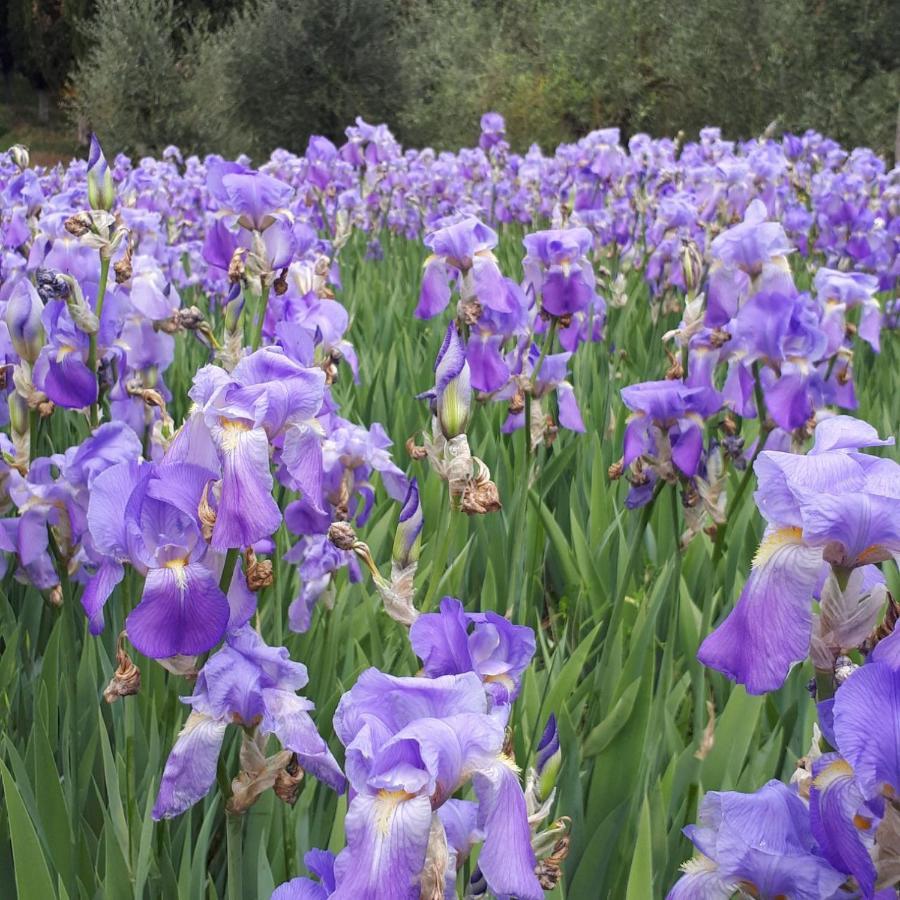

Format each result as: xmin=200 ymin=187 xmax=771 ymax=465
xmin=66 ymin=0 xmax=198 ymax=155
xmin=186 ymin=0 xmax=404 ymax=158
xmin=2 ymin=230 xmax=896 ymax=897
xmin=52 ymin=0 xmax=900 ymax=160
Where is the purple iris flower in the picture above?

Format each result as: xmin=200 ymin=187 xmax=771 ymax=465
xmin=724 ymin=290 xmax=828 ymax=431
xmin=496 ymin=342 xmax=585 ymax=437
xmin=32 ymin=300 xmax=98 ymax=409
xmin=283 ymin=533 xmax=360 ymax=633
xmin=207 ymin=160 xmax=292 ymax=232
xmin=178 ymin=348 xmax=326 ymax=551
xmin=409 ymin=597 xmax=536 ymax=710
xmin=414 ymin=215 xmax=512 ymax=319
xmin=815 ymin=267 xmax=883 ymax=354
xmin=620 ymin=380 xmax=707 ymax=478
xmin=153 ymin=625 xmax=345 ymax=819
xmin=479 ymin=112 xmax=507 ymax=153
xmin=522 ymin=226 xmax=597 ymax=318
xmin=282 ymin=417 xmax=408 ymax=537
xmin=84 ymin=458 xmax=254 ymax=658
xmin=0 ymin=422 xmax=142 ymax=593
xmin=706 ymin=199 xmax=796 ymax=326
xmin=698 ymin=415 xmax=898 ymax=694
xmin=328 ymin=668 xmax=542 ymax=899
xmin=669 ymin=780 xmax=846 ymax=899
xmin=465 ymin=276 xmax=529 ymax=393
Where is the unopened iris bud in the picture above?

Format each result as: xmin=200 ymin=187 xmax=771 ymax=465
xmin=680 ymin=238 xmax=704 ymax=294
xmin=434 ymin=322 xmax=472 ymax=439
xmin=9 ymin=144 xmax=29 ymax=170
xmin=8 ymin=390 xmax=28 ymax=435
xmin=392 ymin=478 xmax=423 ymax=569
xmin=5 ymin=281 xmax=45 ymax=363
xmin=87 ymin=134 xmax=116 ymax=211
xmin=224 ymin=289 xmax=245 ymax=333
xmin=535 ymin=714 xmax=561 ymax=801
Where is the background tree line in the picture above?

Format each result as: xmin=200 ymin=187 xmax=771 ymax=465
xmin=3 ymin=0 xmax=899 ymax=160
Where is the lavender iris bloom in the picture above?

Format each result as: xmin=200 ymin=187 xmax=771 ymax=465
xmin=522 ymin=226 xmax=597 ymax=318
xmin=698 ymin=415 xmax=898 ymax=694
xmin=409 ymin=596 xmax=536 ymax=711
xmin=327 ymin=669 xmax=542 ymax=899
xmin=706 ymin=199 xmax=795 ymax=326
xmin=669 ymin=781 xmax=846 ymax=899
xmin=414 ymin=215 xmax=512 ymax=319
xmin=724 ymin=290 xmax=827 ymax=430
xmin=814 ymin=267 xmax=883 ymax=354
xmin=85 ymin=459 xmax=253 ymax=658
xmin=180 ymin=348 xmax=326 ymax=551
xmin=621 ymin=380 xmax=707 ymax=478
xmin=153 ymin=625 xmax=345 ymax=819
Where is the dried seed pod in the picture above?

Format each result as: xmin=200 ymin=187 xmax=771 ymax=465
xmin=103 ymin=635 xmax=141 ymax=703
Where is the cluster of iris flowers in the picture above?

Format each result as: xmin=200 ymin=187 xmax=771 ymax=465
xmin=0 ymin=112 xmax=897 ymax=899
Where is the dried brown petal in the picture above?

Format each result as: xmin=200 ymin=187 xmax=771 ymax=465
xmin=273 ymin=754 xmax=304 ymax=806
xmin=104 ymin=637 xmax=141 ymax=703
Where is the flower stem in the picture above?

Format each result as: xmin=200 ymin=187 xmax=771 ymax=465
xmin=226 ymin=812 xmax=243 ymax=900
xmin=88 ymin=255 xmax=111 ymax=428
xmin=219 ymin=547 xmax=239 ymax=595
xmin=530 ymin=318 xmax=558 ymax=388
xmin=28 ymin=408 xmax=39 ymax=461
xmin=711 ymin=363 xmax=770 ymax=564
xmin=597 ymin=479 xmax=664 ymax=661
xmin=250 ymin=283 xmax=271 ymax=352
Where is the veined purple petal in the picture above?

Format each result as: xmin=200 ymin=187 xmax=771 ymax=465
xmin=809 ymin=756 xmax=877 ymax=897
xmin=152 ymin=711 xmax=227 ymax=819
xmin=211 ymin=426 xmax=281 ymax=551
xmin=415 ymin=258 xmax=451 ymax=319
xmin=126 ymin=563 xmax=230 ymax=659
xmin=331 ymin=792 xmax=433 ymax=900
xmin=261 ymin=688 xmax=346 ymax=792
xmin=472 ymin=759 xmax=542 ymax=900
xmin=810 ymin=415 xmax=895 ymax=455
xmin=833 ymin=663 xmax=900 ymax=799
xmin=698 ymin=528 xmax=825 ymax=693
xmin=81 ymin=559 xmax=124 ymax=635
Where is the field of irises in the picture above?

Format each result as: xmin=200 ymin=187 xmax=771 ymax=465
xmin=0 ymin=115 xmax=898 ymax=900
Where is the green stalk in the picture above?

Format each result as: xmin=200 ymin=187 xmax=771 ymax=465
xmin=421 ymin=496 xmax=455 ymax=612
xmin=219 ymin=547 xmax=240 ymax=594
xmin=530 ymin=317 xmax=558 ymax=388
xmin=711 ymin=363 xmax=770 ymax=564
xmin=226 ymin=812 xmax=243 ymax=900
xmin=250 ymin=283 xmax=272 ymax=352
xmin=28 ymin=408 xmax=39 ymax=461
xmin=88 ymin=255 xmax=111 ymax=428
xmin=598 ymin=479 xmax=665 ymax=661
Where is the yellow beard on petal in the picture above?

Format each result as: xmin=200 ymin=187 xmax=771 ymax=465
xmin=374 ymin=789 xmax=416 ymax=835
xmin=218 ymin=418 xmax=252 ymax=452
xmin=752 ymin=526 xmax=804 ymax=569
